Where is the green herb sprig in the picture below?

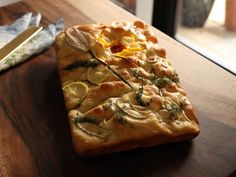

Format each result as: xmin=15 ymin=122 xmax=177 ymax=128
xmin=63 ymin=60 xmax=99 ymax=71
xmin=72 ymin=116 xmax=101 ymax=125
xmin=135 ymin=77 xmax=151 ymax=107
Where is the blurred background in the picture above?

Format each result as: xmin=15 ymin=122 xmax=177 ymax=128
xmin=1 ymin=0 xmax=235 ymax=74
xmin=112 ymin=0 xmax=236 ymax=74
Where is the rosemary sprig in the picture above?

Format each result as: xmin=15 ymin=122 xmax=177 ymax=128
xmin=135 ymin=76 xmax=144 ymax=105
xmin=89 ymin=50 xmax=133 ymax=89
xmin=135 ymin=77 xmax=150 ymax=107
xmin=72 ymin=116 xmax=101 ymax=125
xmin=63 ymin=60 xmax=99 ymax=71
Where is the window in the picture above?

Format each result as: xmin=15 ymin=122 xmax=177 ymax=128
xmin=176 ymin=0 xmax=236 ymax=74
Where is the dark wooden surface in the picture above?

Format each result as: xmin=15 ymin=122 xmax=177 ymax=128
xmin=0 ymin=0 xmax=236 ymax=177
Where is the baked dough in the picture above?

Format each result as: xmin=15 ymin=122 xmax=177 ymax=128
xmin=55 ymin=21 xmax=200 ymax=156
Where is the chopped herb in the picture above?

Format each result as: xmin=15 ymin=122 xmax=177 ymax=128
xmin=151 ymin=73 xmax=179 ymax=88
xmin=135 ymin=88 xmax=151 ymax=107
xmin=72 ymin=116 xmax=101 ymax=125
xmin=135 ymin=87 xmax=144 ymax=106
xmin=116 ymin=114 xmax=127 ymax=125
xmin=170 ymin=72 xmax=180 ymax=83
xmin=116 ymin=113 xmax=127 ymax=125
xmin=163 ymin=102 xmax=182 ymax=119
xmin=130 ymin=68 xmax=142 ymax=79
xmin=116 ymin=106 xmax=127 ymax=125
xmin=63 ymin=59 xmax=99 ymax=71
xmin=151 ymin=77 xmax=169 ymax=88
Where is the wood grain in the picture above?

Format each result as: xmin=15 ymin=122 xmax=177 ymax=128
xmin=0 ymin=0 xmax=235 ymax=177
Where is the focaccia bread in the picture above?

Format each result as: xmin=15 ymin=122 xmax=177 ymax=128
xmin=55 ymin=21 xmax=200 ymax=156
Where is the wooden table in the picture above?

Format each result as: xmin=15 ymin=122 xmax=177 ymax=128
xmin=0 ymin=0 xmax=235 ymax=177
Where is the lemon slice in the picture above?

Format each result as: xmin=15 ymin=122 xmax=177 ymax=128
xmin=98 ymin=34 xmax=112 ymax=47
xmin=87 ymin=66 xmax=108 ymax=84
xmin=114 ymin=49 xmax=135 ymax=58
xmin=62 ymin=82 xmax=88 ymax=109
xmin=126 ymin=42 xmax=142 ymax=51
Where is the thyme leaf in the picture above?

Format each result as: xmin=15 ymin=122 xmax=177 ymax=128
xmin=63 ymin=60 xmax=99 ymax=71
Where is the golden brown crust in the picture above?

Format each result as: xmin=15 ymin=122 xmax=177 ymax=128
xmin=68 ymin=108 xmax=199 ymax=156
xmin=55 ymin=20 xmax=200 ymax=157
xmin=75 ymin=134 xmax=199 ymax=157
